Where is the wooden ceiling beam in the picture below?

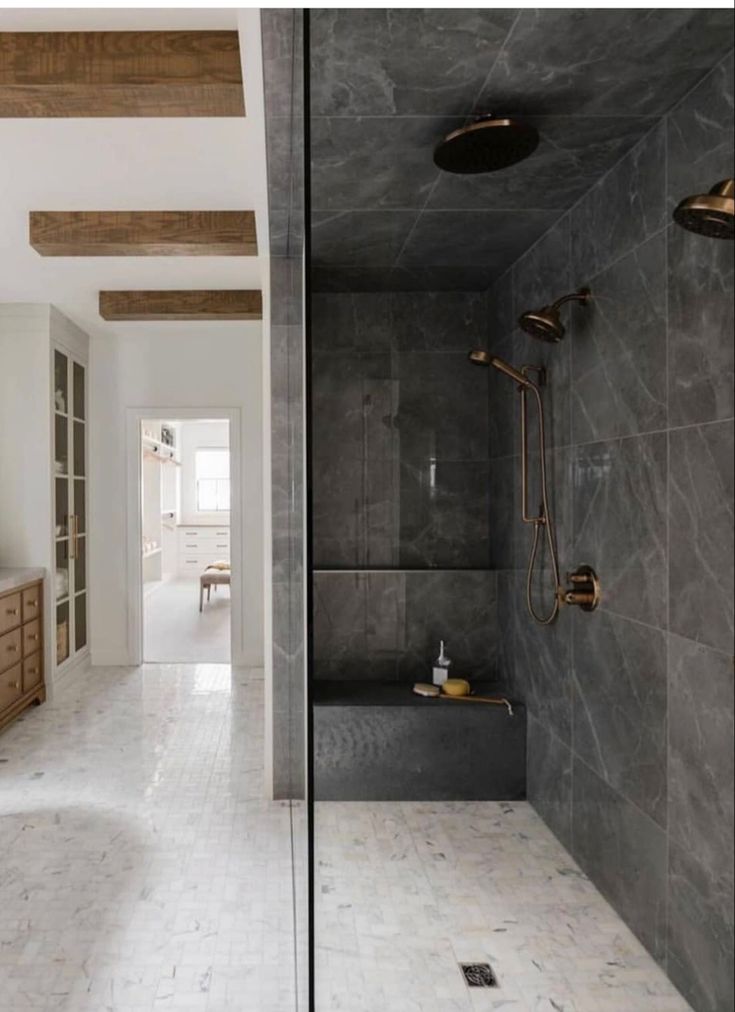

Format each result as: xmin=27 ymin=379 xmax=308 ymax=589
xmin=29 ymin=210 xmax=257 ymax=256
xmin=0 ymin=30 xmax=245 ymax=117
xmin=99 ymin=289 xmax=263 ymax=321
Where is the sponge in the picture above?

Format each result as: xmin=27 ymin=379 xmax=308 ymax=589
xmin=442 ymin=678 xmax=471 ymax=697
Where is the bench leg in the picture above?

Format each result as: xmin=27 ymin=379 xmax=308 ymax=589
xmin=199 ymin=582 xmax=204 ymax=612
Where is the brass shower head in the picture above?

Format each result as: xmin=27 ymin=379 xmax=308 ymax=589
xmin=673 ymin=179 xmax=734 ymax=240
xmin=434 ymin=115 xmax=539 ymax=174
xmin=519 ymin=287 xmax=591 ymax=343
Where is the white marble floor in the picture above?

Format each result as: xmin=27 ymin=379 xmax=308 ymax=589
xmin=144 ymin=579 xmax=230 ymax=664
xmin=315 ymin=802 xmax=692 ymax=1012
xmin=0 ymin=663 xmax=298 ymax=1012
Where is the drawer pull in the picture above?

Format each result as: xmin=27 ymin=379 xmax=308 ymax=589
xmin=27 ymin=600 xmax=38 ymax=608
xmin=28 ymin=633 xmax=39 ymax=642
xmin=7 ymin=644 xmax=19 ymax=653
xmin=27 ymin=668 xmax=38 ymax=677
xmin=6 ymin=607 xmax=19 ymax=616
xmin=10 ymin=681 xmax=20 ymax=690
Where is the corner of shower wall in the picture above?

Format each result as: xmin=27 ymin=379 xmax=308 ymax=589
xmin=262 ymin=9 xmax=306 ymax=801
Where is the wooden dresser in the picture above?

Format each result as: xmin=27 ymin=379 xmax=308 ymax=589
xmin=0 ymin=573 xmax=45 ymax=733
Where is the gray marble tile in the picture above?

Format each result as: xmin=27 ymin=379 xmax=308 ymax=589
xmin=312 ymin=292 xmax=393 ymax=351
xmin=496 ymin=570 xmax=517 ymax=691
xmin=310 ymin=9 xmax=516 ymax=116
xmin=397 ymin=570 xmax=499 ymax=683
xmin=270 ymin=256 xmax=302 ymax=325
xmin=571 ymin=122 xmax=666 ymax=283
xmin=429 ymin=116 xmax=656 ymax=212
xmin=572 ymin=232 xmax=667 ymax=443
xmin=311 ymin=349 xmax=394 ymax=461
xmin=512 ymin=571 xmax=573 ymax=744
xmin=668 ymin=633 xmax=735 ymax=887
xmin=669 ymin=420 xmax=734 ymax=653
xmin=512 ymin=215 xmax=571 ymax=321
xmin=391 ymin=291 xmax=486 ymax=352
xmin=486 ymin=272 xmax=514 ymax=343
xmin=399 ymin=209 xmax=559 ymax=272
xmin=667 ymin=50 xmax=734 ymax=215
xmin=667 ymin=223 xmax=734 ymax=427
xmin=311 ymin=263 xmax=398 ymax=293
xmin=572 ymin=610 xmax=667 ymax=825
xmin=478 ymin=10 xmax=735 ymax=117
xmin=487 ymin=335 xmax=518 ymax=461
xmin=488 ymin=456 xmax=515 ymax=570
xmin=312 ymin=209 xmax=418 ymax=267
xmin=668 ymin=841 xmax=735 ymax=1012
xmin=573 ymin=433 xmax=668 ymax=628
xmin=398 ymin=459 xmax=490 ymax=568
xmin=395 ymin=352 xmax=488 ymax=462
xmin=386 ymin=264 xmax=496 ymax=293
xmin=310 ymin=115 xmax=458 ymax=210
xmin=312 ymin=571 xmax=368 ymax=675
xmin=572 ymin=757 xmax=668 ymax=963
xmin=527 ymin=717 xmax=572 ymax=851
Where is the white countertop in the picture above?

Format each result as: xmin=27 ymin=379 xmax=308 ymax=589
xmin=0 ymin=567 xmax=46 ymax=595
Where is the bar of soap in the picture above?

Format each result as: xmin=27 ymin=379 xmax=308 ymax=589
xmin=442 ymin=678 xmax=471 ymax=697
xmin=413 ymin=682 xmax=440 ymax=697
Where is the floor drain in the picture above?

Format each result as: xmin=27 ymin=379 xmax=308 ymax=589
xmin=460 ymin=963 xmax=498 ymax=988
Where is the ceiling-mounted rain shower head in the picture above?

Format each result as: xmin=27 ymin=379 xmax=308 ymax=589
xmin=519 ymin=287 xmax=591 ymax=343
xmin=673 ymin=179 xmax=734 ymax=240
xmin=434 ymin=115 xmax=539 ymax=174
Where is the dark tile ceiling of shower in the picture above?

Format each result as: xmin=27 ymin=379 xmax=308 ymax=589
xmin=309 ymin=8 xmax=734 ymax=292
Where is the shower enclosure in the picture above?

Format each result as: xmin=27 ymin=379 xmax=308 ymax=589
xmin=304 ymin=9 xmax=735 ymax=1012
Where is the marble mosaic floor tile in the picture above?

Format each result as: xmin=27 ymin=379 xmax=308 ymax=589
xmin=316 ymin=801 xmax=692 ymax=1011
xmin=0 ymin=663 xmax=297 ymax=1012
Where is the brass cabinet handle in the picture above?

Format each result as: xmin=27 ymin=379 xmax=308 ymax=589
xmin=11 ymin=681 xmax=20 ymax=689
xmin=28 ymin=599 xmax=38 ymax=608
xmin=6 ymin=607 xmax=19 ymax=616
xmin=28 ymin=633 xmax=39 ymax=642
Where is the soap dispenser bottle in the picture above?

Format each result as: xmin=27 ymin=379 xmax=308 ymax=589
xmin=432 ymin=640 xmax=452 ymax=687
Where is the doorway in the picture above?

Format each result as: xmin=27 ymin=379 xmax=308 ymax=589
xmin=135 ymin=415 xmax=236 ymax=664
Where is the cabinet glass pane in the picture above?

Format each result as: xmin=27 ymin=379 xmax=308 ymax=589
xmin=74 ymin=536 xmax=87 ymax=594
xmin=73 ymin=361 xmax=85 ymax=420
xmin=56 ymin=601 xmax=70 ymax=665
xmin=74 ymin=592 xmax=87 ymax=650
xmin=73 ymin=420 xmax=85 ymax=477
xmin=54 ymin=414 xmax=68 ymax=476
xmin=55 ymin=541 xmax=70 ymax=601
xmin=73 ymin=478 xmax=86 ymax=534
xmin=55 ymin=477 xmax=69 ymax=538
xmin=54 ymin=349 xmax=68 ymax=415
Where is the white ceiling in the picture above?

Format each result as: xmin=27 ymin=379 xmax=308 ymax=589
xmin=0 ymin=8 xmax=268 ymax=342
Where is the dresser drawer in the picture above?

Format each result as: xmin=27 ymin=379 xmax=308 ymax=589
xmin=22 ymin=585 xmax=42 ymax=623
xmin=23 ymin=619 xmax=42 ymax=658
xmin=0 ymin=593 xmax=22 ymax=636
xmin=0 ymin=662 xmax=22 ymax=710
xmin=23 ymin=653 xmax=43 ymax=693
xmin=0 ymin=628 xmax=22 ymax=673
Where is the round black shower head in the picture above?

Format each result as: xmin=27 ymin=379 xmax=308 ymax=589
xmin=673 ymin=179 xmax=734 ymax=240
xmin=434 ymin=116 xmax=539 ymax=174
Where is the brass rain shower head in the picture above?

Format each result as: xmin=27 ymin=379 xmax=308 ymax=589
xmin=519 ymin=287 xmax=591 ymax=343
xmin=673 ymin=179 xmax=734 ymax=240
xmin=434 ymin=115 xmax=539 ymax=174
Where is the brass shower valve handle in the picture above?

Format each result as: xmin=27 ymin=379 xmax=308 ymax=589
xmin=559 ymin=565 xmax=601 ymax=612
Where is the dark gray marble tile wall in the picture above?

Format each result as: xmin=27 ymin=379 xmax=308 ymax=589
xmin=486 ymin=51 xmax=734 ymax=1011
xmin=313 ymin=569 xmax=499 ymax=684
xmin=263 ymin=10 xmax=305 ymax=800
xmin=311 ymin=290 xmax=492 ymax=569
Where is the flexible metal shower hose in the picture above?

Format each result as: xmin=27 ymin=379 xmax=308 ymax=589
xmin=525 ymin=383 xmax=561 ymax=625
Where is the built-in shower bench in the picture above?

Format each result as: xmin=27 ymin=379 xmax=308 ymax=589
xmin=314 ymin=680 xmax=526 ymax=801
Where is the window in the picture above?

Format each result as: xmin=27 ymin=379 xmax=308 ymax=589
xmin=195 ymin=449 xmax=230 ymax=512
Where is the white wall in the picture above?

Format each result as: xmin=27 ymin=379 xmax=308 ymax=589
xmin=90 ymin=327 xmax=264 ymax=667
xmin=178 ymin=419 xmax=230 ymax=525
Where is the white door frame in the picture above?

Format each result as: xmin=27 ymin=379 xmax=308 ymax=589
xmin=126 ymin=406 xmax=244 ymax=666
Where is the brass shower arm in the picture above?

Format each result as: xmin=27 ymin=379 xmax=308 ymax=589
xmin=549 ymin=287 xmax=591 ymax=312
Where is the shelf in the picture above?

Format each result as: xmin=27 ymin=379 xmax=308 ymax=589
xmin=142 ymin=547 xmax=162 ymax=559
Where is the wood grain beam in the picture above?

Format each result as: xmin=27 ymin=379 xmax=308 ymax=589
xmin=99 ymin=290 xmax=263 ymax=321
xmin=0 ymin=31 xmax=245 ymax=117
xmin=29 ymin=211 xmax=257 ymax=256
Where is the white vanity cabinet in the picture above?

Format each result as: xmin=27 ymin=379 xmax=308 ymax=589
xmin=176 ymin=526 xmax=230 ymax=574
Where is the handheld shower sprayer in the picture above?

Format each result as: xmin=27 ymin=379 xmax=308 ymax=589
xmin=469 ymin=350 xmax=561 ymax=624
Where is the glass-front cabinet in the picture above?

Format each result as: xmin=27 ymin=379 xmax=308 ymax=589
xmin=53 ymin=348 xmax=87 ymax=668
